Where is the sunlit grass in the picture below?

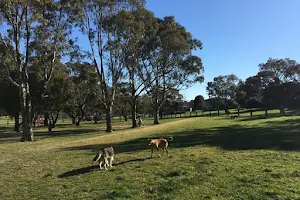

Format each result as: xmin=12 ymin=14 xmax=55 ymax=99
xmin=1 ymin=114 xmax=300 ymax=199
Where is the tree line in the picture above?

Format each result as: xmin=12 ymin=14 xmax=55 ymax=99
xmin=0 ymin=0 xmax=204 ymax=141
xmin=191 ymin=58 xmax=300 ymax=114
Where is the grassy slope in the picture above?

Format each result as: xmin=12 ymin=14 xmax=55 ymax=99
xmin=1 ymin=116 xmax=300 ymax=200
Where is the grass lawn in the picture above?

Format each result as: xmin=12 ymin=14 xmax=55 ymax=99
xmin=1 ymin=115 xmax=300 ymax=199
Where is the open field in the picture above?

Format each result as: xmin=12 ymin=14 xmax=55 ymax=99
xmin=1 ymin=115 xmax=300 ymax=199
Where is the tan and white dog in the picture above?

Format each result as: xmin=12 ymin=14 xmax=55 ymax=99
xmin=148 ymin=137 xmax=173 ymax=158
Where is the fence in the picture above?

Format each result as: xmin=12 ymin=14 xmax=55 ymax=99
xmin=159 ymin=108 xmax=299 ymax=120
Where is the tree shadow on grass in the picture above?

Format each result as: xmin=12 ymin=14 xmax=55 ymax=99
xmin=236 ymin=114 xmax=280 ymax=122
xmin=34 ymin=128 xmax=101 ymax=138
xmin=61 ymin=137 xmax=151 ymax=155
xmin=61 ymin=117 xmax=300 ymax=155
xmin=169 ymin=117 xmax=300 ymax=151
xmin=57 ymin=157 xmax=151 ymax=178
xmin=0 ymin=128 xmax=100 ymax=144
xmin=57 ymin=118 xmax=300 ymax=178
xmin=0 ymin=125 xmax=133 ymax=143
xmin=0 ymin=127 xmax=22 ymax=144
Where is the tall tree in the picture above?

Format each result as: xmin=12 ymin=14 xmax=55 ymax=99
xmin=114 ymin=83 xmax=131 ymax=121
xmin=262 ymin=82 xmax=300 ymax=109
xmin=64 ymin=62 xmax=99 ymax=126
xmin=73 ymin=0 xmax=145 ymax=132
xmin=0 ymin=0 xmax=72 ymax=141
xmin=0 ymin=77 xmax=20 ymax=131
xmin=207 ymin=74 xmax=240 ymax=114
xmin=0 ymin=43 xmax=21 ymax=131
xmin=43 ymin=63 xmax=73 ymax=133
xmin=140 ymin=16 xmax=204 ymax=124
xmin=112 ymin=8 xmax=157 ymax=128
xmin=193 ymin=95 xmax=205 ymax=110
xmin=259 ymin=58 xmax=300 ymax=83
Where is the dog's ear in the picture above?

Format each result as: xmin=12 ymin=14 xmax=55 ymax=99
xmin=147 ymin=139 xmax=152 ymax=141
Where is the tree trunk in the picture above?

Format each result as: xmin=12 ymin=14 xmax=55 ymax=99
xmin=76 ymin=110 xmax=85 ymax=127
xmin=121 ymin=111 xmax=127 ymax=121
xmin=153 ymin=98 xmax=160 ymax=124
xmin=14 ymin=114 xmax=20 ymax=132
xmin=21 ymin=119 xmax=34 ymax=142
xmin=52 ymin=112 xmax=59 ymax=128
xmin=153 ymin=110 xmax=160 ymax=124
xmin=33 ymin=114 xmax=37 ymax=127
xmin=72 ymin=117 xmax=76 ymax=125
xmin=153 ymin=86 xmax=160 ymax=124
xmin=20 ymin=82 xmax=35 ymax=142
xmin=106 ymin=105 xmax=113 ymax=132
xmin=44 ymin=113 xmax=49 ymax=126
xmin=280 ymin=105 xmax=285 ymax=116
xmin=131 ymin=98 xmax=137 ymax=128
xmin=225 ymin=105 xmax=229 ymax=116
xmin=48 ymin=121 xmax=53 ymax=134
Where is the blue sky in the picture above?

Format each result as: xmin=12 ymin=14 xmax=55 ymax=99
xmin=146 ymin=0 xmax=300 ymax=100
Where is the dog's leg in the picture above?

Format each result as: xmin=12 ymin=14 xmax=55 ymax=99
xmin=109 ymin=157 xmax=114 ymax=167
xmin=157 ymin=148 xmax=161 ymax=157
xmin=165 ymin=146 xmax=169 ymax=157
xmin=151 ymin=148 xmax=153 ymax=158
xmin=104 ymin=158 xmax=108 ymax=170
xmin=165 ymin=143 xmax=169 ymax=157
xmin=99 ymin=161 xmax=103 ymax=169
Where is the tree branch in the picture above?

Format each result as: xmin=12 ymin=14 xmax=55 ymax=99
xmin=0 ymin=34 xmax=18 ymax=63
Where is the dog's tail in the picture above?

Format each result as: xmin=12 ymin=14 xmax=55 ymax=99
xmin=92 ymin=152 xmax=102 ymax=162
xmin=168 ymin=137 xmax=173 ymax=141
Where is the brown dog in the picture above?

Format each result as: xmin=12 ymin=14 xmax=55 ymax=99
xmin=148 ymin=137 xmax=173 ymax=158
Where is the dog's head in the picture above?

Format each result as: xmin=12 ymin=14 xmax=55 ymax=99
xmin=148 ymin=139 xmax=154 ymax=146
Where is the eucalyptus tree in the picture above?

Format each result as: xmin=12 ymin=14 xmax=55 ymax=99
xmin=0 ymin=0 xmax=73 ymax=141
xmin=207 ymin=74 xmax=240 ymax=114
xmin=111 ymin=8 xmax=157 ymax=127
xmin=73 ymin=0 xmax=145 ymax=131
xmin=64 ymin=62 xmax=99 ymax=126
xmin=114 ymin=83 xmax=131 ymax=121
xmin=259 ymin=58 xmax=300 ymax=83
xmin=140 ymin=16 xmax=204 ymax=124
xmin=0 ymin=44 xmax=21 ymax=131
xmin=0 ymin=76 xmax=20 ymax=131
xmin=193 ymin=95 xmax=205 ymax=110
xmin=42 ymin=63 xmax=73 ymax=133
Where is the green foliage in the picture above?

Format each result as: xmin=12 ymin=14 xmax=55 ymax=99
xmin=262 ymin=82 xmax=300 ymax=109
xmin=64 ymin=62 xmax=100 ymax=125
xmin=207 ymin=74 xmax=240 ymax=109
xmin=193 ymin=95 xmax=205 ymax=110
xmin=259 ymin=58 xmax=300 ymax=83
xmin=236 ymin=58 xmax=300 ymax=109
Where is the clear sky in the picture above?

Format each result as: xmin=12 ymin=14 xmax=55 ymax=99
xmin=146 ymin=0 xmax=300 ymax=100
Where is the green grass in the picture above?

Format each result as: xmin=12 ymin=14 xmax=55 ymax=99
xmin=1 ymin=115 xmax=300 ymax=199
